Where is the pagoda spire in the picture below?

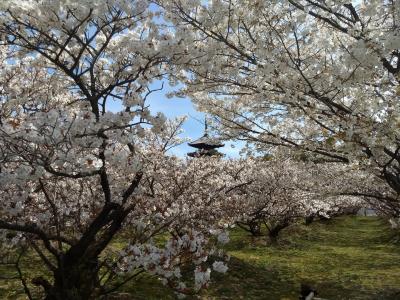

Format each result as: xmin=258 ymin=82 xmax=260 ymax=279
xmin=187 ymin=117 xmax=224 ymax=158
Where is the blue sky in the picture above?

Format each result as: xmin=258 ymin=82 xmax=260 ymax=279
xmin=109 ymin=81 xmax=244 ymax=158
xmin=142 ymin=83 xmax=244 ymax=158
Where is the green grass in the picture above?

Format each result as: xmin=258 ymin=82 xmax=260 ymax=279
xmin=208 ymin=216 xmax=400 ymax=300
xmin=1 ymin=216 xmax=400 ymax=299
xmin=0 ymin=248 xmax=46 ymax=299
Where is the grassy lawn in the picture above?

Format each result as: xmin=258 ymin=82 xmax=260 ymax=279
xmin=1 ymin=216 xmax=400 ymax=299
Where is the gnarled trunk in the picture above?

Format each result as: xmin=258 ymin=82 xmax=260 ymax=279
xmin=267 ymin=220 xmax=290 ymax=243
xmin=43 ymin=257 xmax=100 ymax=300
xmin=305 ymin=215 xmax=315 ymax=225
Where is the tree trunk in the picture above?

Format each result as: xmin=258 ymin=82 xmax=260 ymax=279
xmin=268 ymin=228 xmax=280 ymax=243
xmin=44 ymin=257 xmax=100 ymax=300
xmin=305 ymin=215 xmax=315 ymax=225
xmin=267 ymin=221 xmax=289 ymax=243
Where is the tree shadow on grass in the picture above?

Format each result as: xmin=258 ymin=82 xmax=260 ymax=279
xmin=206 ymin=217 xmax=400 ymax=300
xmin=203 ymin=256 xmax=400 ymax=300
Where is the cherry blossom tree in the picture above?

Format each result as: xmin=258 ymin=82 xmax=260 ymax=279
xmin=0 ymin=1 xmax=245 ymax=299
xmin=1 ymin=1 xmax=395 ymax=298
xmin=298 ymin=161 xmax=365 ymax=223
xmin=233 ymin=159 xmax=305 ymax=241
xmin=162 ymin=0 xmax=400 ymax=216
xmin=108 ymin=154 xmax=246 ymax=297
xmin=233 ymin=158 xmax=364 ymax=241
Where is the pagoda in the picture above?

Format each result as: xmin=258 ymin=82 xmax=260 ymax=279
xmin=187 ymin=119 xmax=224 ymax=158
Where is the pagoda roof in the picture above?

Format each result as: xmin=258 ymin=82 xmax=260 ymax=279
xmin=187 ymin=148 xmax=224 ymax=157
xmin=188 ymin=133 xmax=225 ymax=150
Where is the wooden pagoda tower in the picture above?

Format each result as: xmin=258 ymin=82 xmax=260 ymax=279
xmin=187 ymin=120 xmax=224 ymax=158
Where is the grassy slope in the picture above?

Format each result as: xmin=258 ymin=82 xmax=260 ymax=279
xmin=1 ymin=216 xmax=400 ymax=299
xmin=208 ymin=216 xmax=400 ymax=300
xmin=124 ymin=216 xmax=400 ymax=300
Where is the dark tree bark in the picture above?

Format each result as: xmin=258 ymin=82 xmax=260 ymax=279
xmin=44 ymin=258 xmax=100 ymax=300
xmin=266 ymin=220 xmax=290 ymax=243
xmin=305 ymin=215 xmax=315 ymax=225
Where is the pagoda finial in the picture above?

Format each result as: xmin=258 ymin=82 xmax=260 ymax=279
xmin=187 ymin=116 xmax=225 ymax=157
